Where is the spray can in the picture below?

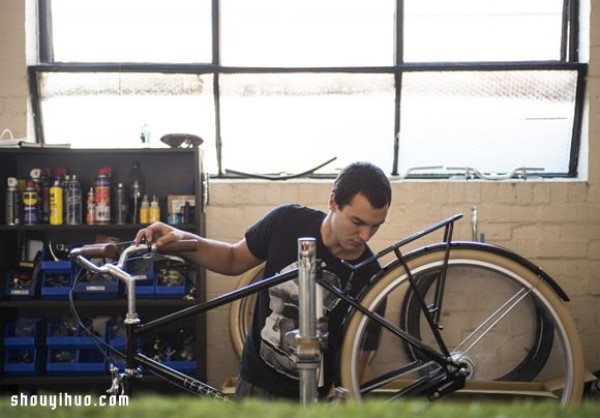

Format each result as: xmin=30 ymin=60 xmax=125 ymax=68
xmin=29 ymin=168 xmax=43 ymax=224
xmin=39 ymin=168 xmax=51 ymax=223
xmin=94 ymin=168 xmax=111 ymax=224
xmin=86 ymin=187 xmax=96 ymax=225
xmin=113 ymin=182 xmax=128 ymax=225
xmin=49 ymin=178 xmax=64 ymax=225
xmin=65 ymin=174 xmax=82 ymax=225
xmin=22 ymin=180 xmax=38 ymax=225
xmin=4 ymin=177 xmax=20 ymax=225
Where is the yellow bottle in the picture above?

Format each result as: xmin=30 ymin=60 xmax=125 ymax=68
xmin=149 ymin=195 xmax=160 ymax=223
xmin=49 ymin=179 xmax=63 ymax=225
xmin=139 ymin=195 xmax=150 ymax=224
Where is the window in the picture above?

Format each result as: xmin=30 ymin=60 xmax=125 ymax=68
xmin=47 ymin=0 xmax=212 ymax=63
xmin=31 ymin=0 xmax=586 ymax=178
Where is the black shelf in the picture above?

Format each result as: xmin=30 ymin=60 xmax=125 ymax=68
xmin=0 ymin=223 xmax=196 ymax=232
xmin=0 ymin=147 xmax=207 ymax=394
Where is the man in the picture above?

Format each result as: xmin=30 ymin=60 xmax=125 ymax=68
xmin=134 ymin=161 xmax=392 ymax=399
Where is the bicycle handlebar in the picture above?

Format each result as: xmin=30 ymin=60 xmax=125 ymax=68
xmin=70 ymin=240 xmax=198 ymax=259
xmin=70 ymin=240 xmax=198 ymax=278
xmin=70 ymin=243 xmax=120 ymax=260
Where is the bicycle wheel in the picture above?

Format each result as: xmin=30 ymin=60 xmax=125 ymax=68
xmin=228 ymin=263 xmax=265 ymax=359
xmin=338 ymin=243 xmax=585 ymax=405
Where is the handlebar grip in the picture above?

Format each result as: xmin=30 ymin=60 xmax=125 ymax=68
xmin=156 ymin=239 xmax=198 ymax=254
xmin=70 ymin=243 xmax=119 ymax=260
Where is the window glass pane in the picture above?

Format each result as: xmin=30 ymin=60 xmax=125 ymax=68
xmin=398 ymin=70 xmax=578 ymax=175
xmin=404 ymin=0 xmax=564 ymax=62
xmin=219 ymin=73 xmax=395 ymax=174
xmin=50 ymin=0 xmax=212 ymax=63
xmin=220 ymin=0 xmax=395 ymax=67
xmin=39 ymin=72 xmax=217 ymax=172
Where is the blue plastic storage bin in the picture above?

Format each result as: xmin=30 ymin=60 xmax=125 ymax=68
xmin=40 ymin=260 xmax=73 ymax=299
xmin=4 ymin=318 xmax=44 ymax=347
xmin=46 ymin=348 xmax=106 ymax=375
xmin=4 ymin=266 xmax=39 ymax=299
xmin=45 ymin=317 xmax=108 ymax=375
xmin=46 ymin=317 xmax=105 ymax=348
xmin=153 ymin=259 xmax=189 ymax=299
xmin=124 ymin=256 xmax=155 ymax=298
xmin=40 ymin=244 xmax=82 ymax=299
xmin=3 ymin=318 xmax=44 ymax=376
xmin=72 ymin=266 xmax=119 ymax=300
xmin=4 ymin=347 xmax=43 ymax=376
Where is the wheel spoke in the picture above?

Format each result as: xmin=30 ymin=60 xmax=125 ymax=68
xmin=453 ymin=286 xmax=533 ymax=358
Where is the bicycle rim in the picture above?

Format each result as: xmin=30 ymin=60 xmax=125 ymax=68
xmin=338 ymin=247 xmax=585 ymax=406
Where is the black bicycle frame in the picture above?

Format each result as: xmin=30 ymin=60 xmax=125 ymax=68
xmin=112 ymin=213 xmax=466 ymax=400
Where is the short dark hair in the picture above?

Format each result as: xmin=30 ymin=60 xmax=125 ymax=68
xmin=332 ymin=162 xmax=391 ymax=209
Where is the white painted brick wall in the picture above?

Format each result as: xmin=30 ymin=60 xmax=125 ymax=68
xmin=205 ymin=176 xmax=600 ymax=387
xmin=0 ymin=1 xmax=28 ymax=137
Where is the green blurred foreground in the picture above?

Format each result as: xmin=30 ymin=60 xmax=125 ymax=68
xmin=1 ymin=395 xmax=600 ymax=418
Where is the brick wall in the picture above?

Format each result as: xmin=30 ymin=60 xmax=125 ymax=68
xmin=0 ymin=0 xmax=28 ymax=138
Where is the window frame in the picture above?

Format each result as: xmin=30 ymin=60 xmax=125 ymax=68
xmin=29 ymin=0 xmax=587 ymax=179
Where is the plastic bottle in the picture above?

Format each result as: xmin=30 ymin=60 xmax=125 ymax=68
xmin=127 ymin=161 xmax=146 ymax=224
xmin=49 ymin=178 xmax=64 ymax=225
xmin=139 ymin=195 xmax=150 ymax=224
xmin=181 ymin=201 xmax=192 ymax=224
xmin=149 ymin=195 xmax=160 ymax=223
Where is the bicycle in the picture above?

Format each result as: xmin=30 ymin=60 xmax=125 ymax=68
xmin=69 ymin=213 xmax=585 ymax=405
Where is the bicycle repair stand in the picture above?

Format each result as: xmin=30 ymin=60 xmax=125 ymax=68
xmin=294 ymin=238 xmax=323 ymax=405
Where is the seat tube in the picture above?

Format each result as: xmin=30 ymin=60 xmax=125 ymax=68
xmin=297 ymin=237 xmax=320 ymax=404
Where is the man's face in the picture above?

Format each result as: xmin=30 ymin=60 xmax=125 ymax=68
xmin=329 ymin=192 xmax=388 ymax=256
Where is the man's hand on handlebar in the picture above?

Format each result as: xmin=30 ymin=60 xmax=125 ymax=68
xmin=134 ymin=222 xmax=189 ymax=248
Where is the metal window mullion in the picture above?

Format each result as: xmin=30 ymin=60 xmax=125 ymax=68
xmin=568 ymin=65 xmax=587 ymax=177
xmin=28 ymin=67 xmax=44 ymax=145
xmin=38 ymin=0 xmax=54 ymax=63
xmin=562 ymin=0 xmax=580 ymax=63
xmin=212 ymin=0 xmax=223 ymax=176
xmin=392 ymin=0 xmax=404 ymax=177
xmin=568 ymin=0 xmax=580 ymax=63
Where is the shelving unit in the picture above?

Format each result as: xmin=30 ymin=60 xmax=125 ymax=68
xmin=0 ymin=147 xmax=207 ymax=394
